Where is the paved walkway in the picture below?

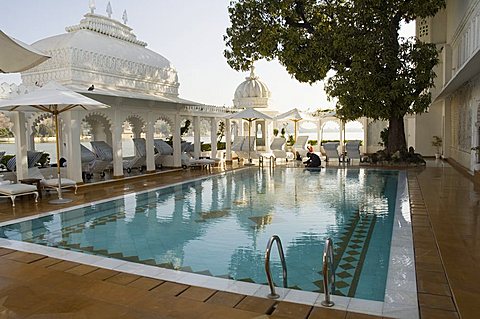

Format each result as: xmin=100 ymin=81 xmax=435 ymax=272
xmin=411 ymin=161 xmax=480 ymax=319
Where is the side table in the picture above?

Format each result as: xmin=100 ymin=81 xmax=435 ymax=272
xmin=19 ymin=178 xmax=42 ymax=198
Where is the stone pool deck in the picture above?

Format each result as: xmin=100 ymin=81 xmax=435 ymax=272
xmin=0 ymin=160 xmax=477 ymax=318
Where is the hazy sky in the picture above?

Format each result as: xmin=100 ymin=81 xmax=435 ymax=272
xmin=0 ymin=0 xmax=415 ymax=113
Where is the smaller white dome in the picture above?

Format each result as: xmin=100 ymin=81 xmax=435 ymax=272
xmin=233 ymin=67 xmax=271 ymax=108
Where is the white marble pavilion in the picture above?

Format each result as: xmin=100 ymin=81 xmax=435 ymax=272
xmin=1 ymin=6 xmax=237 ymax=182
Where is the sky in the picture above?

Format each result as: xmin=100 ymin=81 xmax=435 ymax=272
xmin=0 ymin=0 xmax=415 ymax=114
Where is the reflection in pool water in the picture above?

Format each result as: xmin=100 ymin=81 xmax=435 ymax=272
xmin=0 ymin=167 xmax=399 ymax=301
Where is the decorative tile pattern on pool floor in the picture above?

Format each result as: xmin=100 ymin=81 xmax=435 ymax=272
xmin=0 ymin=168 xmax=398 ymax=301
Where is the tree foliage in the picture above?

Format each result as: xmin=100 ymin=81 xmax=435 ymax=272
xmin=224 ymin=0 xmax=445 ymax=153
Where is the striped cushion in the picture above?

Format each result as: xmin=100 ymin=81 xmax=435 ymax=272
xmin=154 ymin=139 xmax=173 ymax=155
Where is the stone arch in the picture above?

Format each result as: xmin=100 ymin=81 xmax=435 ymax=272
xmin=124 ymin=114 xmax=146 ymax=137
xmin=153 ymin=115 xmax=174 ymax=140
xmin=320 ymin=120 xmax=341 ymax=141
xmin=83 ymin=112 xmax=113 ymax=145
xmin=28 ymin=113 xmax=54 ymax=136
xmin=344 ymin=120 xmax=364 ymax=141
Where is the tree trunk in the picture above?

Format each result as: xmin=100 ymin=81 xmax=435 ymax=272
xmin=387 ymin=116 xmax=407 ymax=155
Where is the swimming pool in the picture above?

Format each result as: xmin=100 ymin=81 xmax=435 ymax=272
xmin=0 ymin=167 xmax=400 ymax=302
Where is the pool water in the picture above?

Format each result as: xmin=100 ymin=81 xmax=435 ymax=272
xmin=0 ymin=167 xmax=398 ymax=301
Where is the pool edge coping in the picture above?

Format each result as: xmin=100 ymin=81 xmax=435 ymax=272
xmin=0 ymin=167 xmax=417 ymax=318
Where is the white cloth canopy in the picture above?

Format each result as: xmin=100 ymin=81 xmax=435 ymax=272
xmin=0 ymin=81 xmax=109 ymax=203
xmin=226 ymin=108 xmax=272 ymax=121
xmin=0 ymin=82 xmax=107 ymax=112
xmin=0 ymin=29 xmax=50 ymax=73
xmin=226 ymin=108 xmax=271 ymax=165
xmin=275 ymin=108 xmax=316 ymax=121
xmin=275 ymin=108 xmax=315 ymax=140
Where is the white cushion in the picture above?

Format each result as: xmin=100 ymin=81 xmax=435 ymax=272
xmin=42 ymin=178 xmax=76 ymax=187
xmin=0 ymin=184 xmax=37 ymax=195
xmin=191 ymin=159 xmax=215 ymax=165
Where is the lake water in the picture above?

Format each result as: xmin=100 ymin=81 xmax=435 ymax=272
xmin=0 ymin=132 xmax=362 ymax=164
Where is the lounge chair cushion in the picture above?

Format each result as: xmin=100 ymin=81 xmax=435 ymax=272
xmin=81 ymin=145 xmax=96 ymax=163
xmin=42 ymin=178 xmax=76 ymax=188
xmin=154 ymin=140 xmax=174 ymax=155
xmin=0 ymin=183 xmax=37 ymax=195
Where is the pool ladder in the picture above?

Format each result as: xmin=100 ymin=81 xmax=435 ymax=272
xmin=264 ymin=235 xmax=335 ymax=307
xmin=321 ymin=238 xmax=335 ymax=307
xmin=265 ymin=235 xmax=288 ymax=299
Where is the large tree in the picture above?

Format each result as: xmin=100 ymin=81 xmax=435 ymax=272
xmin=224 ymin=0 xmax=445 ymax=154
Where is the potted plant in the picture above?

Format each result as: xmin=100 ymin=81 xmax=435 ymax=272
xmin=432 ymin=136 xmax=442 ymax=159
xmin=472 ymin=146 xmax=480 ymax=163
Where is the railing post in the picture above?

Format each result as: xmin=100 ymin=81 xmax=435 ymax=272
xmin=265 ymin=235 xmax=288 ymax=299
xmin=321 ymin=238 xmax=335 ymax=307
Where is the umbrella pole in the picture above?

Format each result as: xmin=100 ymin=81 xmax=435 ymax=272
xmin=244 ymin=119 xmax=254 ymax=166
xmin=294 ymin=121 xmax=297 ymax=142
xmin=49 ymin=111 xmax=72 ymax=204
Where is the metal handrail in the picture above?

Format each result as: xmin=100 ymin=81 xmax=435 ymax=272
xmin=321 ymin=238 xmax=335 ymax=307
xmin=265 ymin=235 xmax=288 ymax=299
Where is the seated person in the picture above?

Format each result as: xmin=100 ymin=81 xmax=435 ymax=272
xmin=304 ymin=152 xmax=321 ymax=167
xmin=51 ymin=157 xmax=67 ymax=167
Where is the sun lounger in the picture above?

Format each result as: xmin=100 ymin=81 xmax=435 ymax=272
xmin=154 ymin=139 xmax=174 ymax=167
xmin=28 ymin=167 xmax=77 ymax=195
xmin=346 ymin=140 xmax=362 ymax=163
xmin=90 ymin=141 xmax=114 ymax=162
xmin=231 ymin=136 xmax=245 ymax=162
xmin=6 ymin=150 xmax=44 ymax=171
xmin=91 ymin=140 xmax=144 ymax=173
xmin=236 ymin=136 xmax=263 ymax=163
xmin=123 ymin=155 xmax=145 ymax=173
xmin=182 ymin=153 xmax=215 ymax=170
xmin=134 ymin=138 xmax=161 ymax=169
xmin=0 ymin=182 xmax=38 ymax=207
xmin=270 ymin=137 xmax=288 ymax=162
xmin=323 ymin=142 xmax=340 ymax=162
xmin=0 ymin=151 xmax=5 ymax=170
xmin=154 ymin=139 xmax=174 ymax=155
xmin=81 ymin=145 xmax=110 ymax=180
xmin=293 ymin=136 xmax=309 ymax=159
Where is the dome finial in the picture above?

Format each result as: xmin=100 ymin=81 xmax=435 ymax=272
xmin=249 ymin=65 xmax=256 ymax=79
xmin=247 ymin=64 xmax=258 ymax=80
xmin=89 ymin=0 xmax=96 ymax=14
xmin=106 ymin=1 xmax=113 ymax=18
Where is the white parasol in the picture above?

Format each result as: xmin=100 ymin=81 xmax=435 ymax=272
xmin=226 ymin=108 xmax=272 ymax=165
xmin=0 ymin=29 xmax=50 ymax=73
xmin=0 ymin=82 xmax=109 ymax=204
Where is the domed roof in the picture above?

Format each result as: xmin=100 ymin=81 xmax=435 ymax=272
xmin=233 ymin=66 xmax=271 ymax=108
xmin=21 ymin=12 xmax=179 ymax=97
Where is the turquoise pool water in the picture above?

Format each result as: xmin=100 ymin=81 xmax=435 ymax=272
xmin=0 ymin=168 xmax=398 ymax=301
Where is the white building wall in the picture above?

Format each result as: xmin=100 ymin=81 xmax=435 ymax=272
xmin=416 ymin=0 xmax=480 ymax=172
xmin=413 ymin=105 xmax=443 ymax=156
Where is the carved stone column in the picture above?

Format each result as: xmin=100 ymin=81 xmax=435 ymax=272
xmin=63 ymin=111 xmax=83 ymax=182
xmin=225 ymin=119 xmax=232 ymax=162
xmin=173 ymin=114 xmax=181 ymax=167
xmin=145 ymin=115 xmax=155 ymax=172
xmin=111 ymin=114 xmax=124 ymax=177
xmin=193 ymin=116 xmax=201 ymax=159
xmin=210 ymin=118 xmax=217 ymax=159
xmin=11 ymin=112 xmax=28 ymax=180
